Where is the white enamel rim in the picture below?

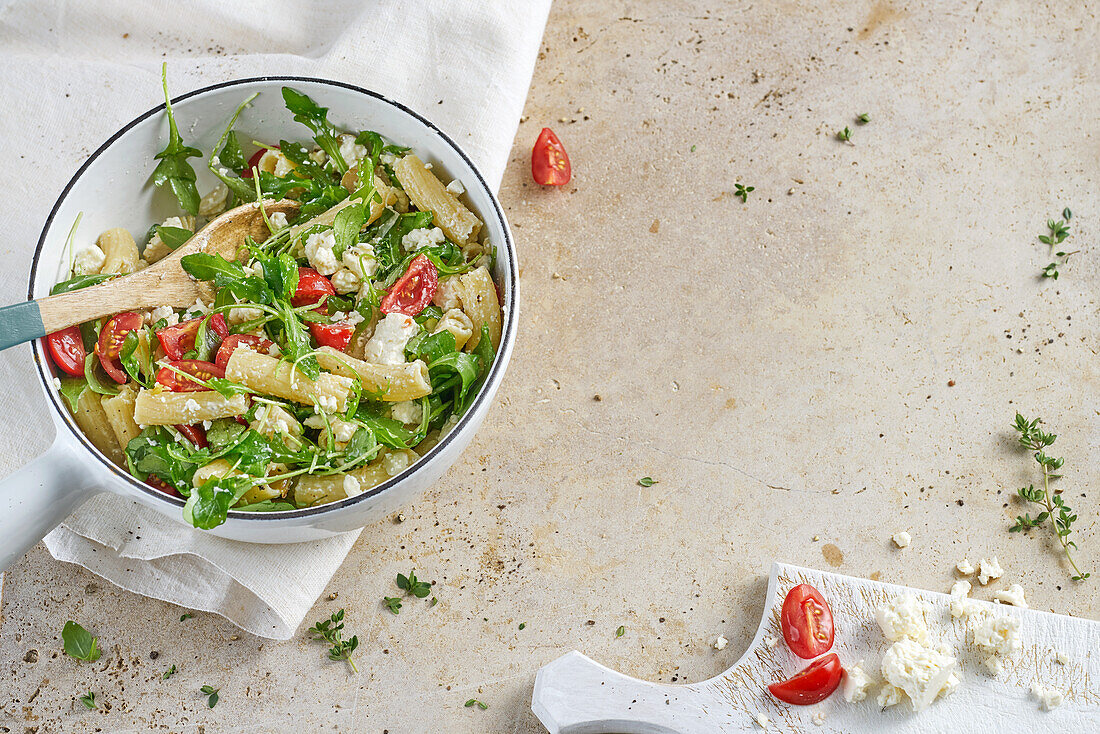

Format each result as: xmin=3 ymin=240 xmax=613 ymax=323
xmin=27 ymin=76 xmax=518 ymax=523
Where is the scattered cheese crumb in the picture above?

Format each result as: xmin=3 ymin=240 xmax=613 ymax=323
xmin=342 ymin=474 xmax=362 ymax=498
xmin=713 ymin=635 xmax=728 ymax=650
xmin=400 ymin=225 xmax=446 ymax=252
xmin=842 ymin=661 xmax=875 ymax=702
xmin=956 ymin=558 xmax=975 ymax=575
xmin=1031 ymin=680 xmax=1064 ymax=711
xmin=183 ymin=398 xmax=200 ymax=413
xmin=892 ymin=531 xmax=912 ymax=548
xmin=52 ymin=377 xmax=61 ymax=389
xmin=877 ymin=684 xmax=904 ymax=709
xmin=880 ymin=639 xmax=960 ymax=711
xmin=811 ymin=711 xmax=826 ymax=726
xmin=305 ymin=230 xmax=339 ymax=275
xmin=269 ymin=211 xmax=288 ymax=231
xmin=765 ymin=635 xmax=779 ymax=649
xmin=949 ymin=579 xmax=981 ymax=619
xmin=753 ymin=712 xmax=769 ymax=729
xmin=73 ymin=244 xmax=106 ymax=275
xmin=875 ymin=595 xmax=930 ymax=644
xmin=973 ymin=615 xmax=1022 ymax=675
xmin=977 ymin=556 xmax=1004 ymax=585
xmin=993 ymin=583 xmax=1028 ymax=609
xmin=1055 ymin=651 xmax=1069 ymax=665
xmin=445 ymin=179 xmax=466 ymax=196
xmin=390 ymin=400 xmax=423 ymax=425
xmin=364 ymin=312 xmax=418 ymax=365
xmin=330 ymin=268 xmax=362 ymax=294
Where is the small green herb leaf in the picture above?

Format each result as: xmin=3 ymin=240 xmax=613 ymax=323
xmin=396 ymin=570 xmax=432 ymax=599
xmin=383 ymin=596 xmax=403 ymax=614
xmin=152 ymin=63 xmax=202 ymax=215
xmin=856 ymin=113 xmax=870 ymax=124
xmin=78 ymin=691 xmax=97 ymax=710
xmin=62 ymin=621 xmax=101 ymax=662
xmin=733 ymin=183 xmax=754 ymax=203
xmin=616 ymin=625 xmax=626 ymax=638
xmin=837 ymin=126 xmax=852 ymax=142
xmin=465 ymin=698 xmax=489 ymax=710
xmin=180 ymin=613 xmax=193 ymax=621
xmin=308 ymin=609 xmax=359 ymax=672
xmin=638 ymin=476 xmax=656 ymax=487
xmin=200 ymin=684 xmax=220 ymax=708
xmin=162 ymin=664 xmax=177 ymax=680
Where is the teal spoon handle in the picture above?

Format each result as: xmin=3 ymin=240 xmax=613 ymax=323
xmin=0 ymin=301 xmax=47 ymax=351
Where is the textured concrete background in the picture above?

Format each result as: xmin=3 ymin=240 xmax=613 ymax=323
xmin=3 ymin=0 xmax=1099 ymax=731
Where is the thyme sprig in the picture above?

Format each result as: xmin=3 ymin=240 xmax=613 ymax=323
xmin=308 ymin=609 xmax=359 ymax=672
xmin=1037 ymin=208 xmax=1078 ymax=280
xmin=1009 ymin=413 xmax=1089 ymax=580
xmin=733 ymin=183 xmax=754 ymax=203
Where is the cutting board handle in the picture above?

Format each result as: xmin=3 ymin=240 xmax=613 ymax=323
xmin=532 ymin=651 xmax=712 ymax=734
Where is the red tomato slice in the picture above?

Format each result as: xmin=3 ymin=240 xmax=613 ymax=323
xmin=47 ymin=326 xmax=86 ymax=377
xmin=240 ymin=146 xmax=271 ymax=178
xmin=100 ymin=357 xmax=129 ymax=384
xmin=531 ymin=127 xmax=571 ymax=186
xmin=768 ymin=653 xmax=843 ymax=705
xmin=96 ymin=312 xmax=142 ymax=361
xmin=380 ymin=255 xmax=438 ymax=316
xmin=156 ymin=314 xmax=229 ymax=360
xmin=145 ymin=474 xmax=181 ymax=498
xmin=174 ymin=423 xmax=208 ymax=449
xmin=781 ymin=583 xmax=835 ymax=659
xmin=291 ymin=267 xmax=336 ymax=307
xmin=156 ymin=359 xmax=224 ymax=392
xmin=308 ymin=321 xmax=355 ymax=351
xmin=215 ymin=334 xmax=275 ymax=370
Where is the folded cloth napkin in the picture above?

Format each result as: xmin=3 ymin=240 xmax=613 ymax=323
xmin=0 ymin=0 xmax=550 ymax=639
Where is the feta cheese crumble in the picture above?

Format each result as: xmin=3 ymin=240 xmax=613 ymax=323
xmin=364 ymin=312 xmax=418 ymax=365
xmin=811 ymin=711 xmax=826 ymax=726
xmin=880 ymin=639 xmax=960 ymax=712
xmin=305 ymin=230 xmax=340 ymax=275
xmin=52 ymin=377 xmax=61 ymax=389
xmin=73 ymin=244 xmax=106 ymax=275
xmin=956 ymin=558 xmax=975 ymax=575
xmin=1055 ymin=651 xmax=1069 ymax=665
xmin=445 ymin=178 xmax=466 ymax=196
xmin=1031 ymin=680 xmax=1064 ymax=711
xmin=753 ymin=712 xmax=769 ymax=729
xmin=977 ymin=556 xmax=1004 ymax=585
xmin=390 ymin=400 xmax=423 ymax=425
xmin=183 ymin=398 xmax=201 ymax=414
xmin=713 ymin=635 xmax=728 ymax=650
xmin=400 ymin=225 xmax=446 ymax=252
xmin=149 ymin=305 xmax=177 ymax=326
xmin=892 ymin=531 xmax=912 ymax=548
xmin=765 ymin=635 xmax=779 ymax=649
xmin=972 ymin=615 xmax=1022 ymax=675
xmin=342 ymin=474 xmax=362 ymax=498
xmin=993 ymin=583 xmax=1028 ymax=609
xmin=330 ymin=268 xmax=361 ymax=294
xmin=269 ymin=211 xmax=288 ymax=231
xmin=841 ymin=661 xmax=875 ymax=702
xmin=228 ymin=305 xmax=263 ymax=324
xmin=877 ymin=684 xmax=904 ymax=708
xmin=949 ymin=579 xmax=981 ymax=619
xmin=341 ymin=242 xmax=377 ymax=279
xmin=875 ymin=595 xmax=930 ymax=644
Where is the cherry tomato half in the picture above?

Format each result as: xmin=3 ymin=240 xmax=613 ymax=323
xmin=240 ymin=146 xmax=271 ymax=178
xmin=531 ymin=127 xmax=571 ymax=186
xmin=100 ymin=356 xmax=129 ymax=384
xmin=175 ymin=423 xmax=208 ymax=449
xmin=145 ymin=474 xmax=180 ymax=498
xmin=47 ymin=326 xmax=86 ymax=377
xmin=781 ymin=583 xmax=835 ymax=659
xmin=95 ymin=312 xmax=143 ymax=384
xmin=156 ymin=359 xmax=224 ymax=392
xmin=380 ymin=255 xmax=438 ymax=316
xmin=156 ymin=314 xmax=229 ymax=360
xmin=768 ymin=653 xmax=843 ymax=705
xmin=215 ymin=334 xmax=275 ymax=371
xmin=309 ymin=321 xmax=355 ymax=351
xmin=291 ymin=267 xmax=336 ymax=308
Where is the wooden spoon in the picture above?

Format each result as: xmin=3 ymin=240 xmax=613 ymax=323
xmin=0 ymin=199 xmax=299 ymax=351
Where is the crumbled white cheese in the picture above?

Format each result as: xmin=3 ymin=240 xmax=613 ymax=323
xmin=445 ymin=179 xmax=466 ymax=196
xmin=341 ymin=242 xmax=378 ymax=279
xmin=977 ymin=556 xmax=1004 ymax=585
xmin=273 ymin=419 xmax=290 ymax=435
xmin=305 ymin=230 xmax=340 ymax=275
xmin=183 ymin=398 xmax=201 ymax=414
xmin=317 ymin=394 xmax=338 ymax=412
xmin=753 ymin=712 xmax=769 ymax=729
xmin=713 ymin=635 xmax=728 ymax=650
xmin=1055 ymin=651 xmax=1069 ymax=665
xmin=949 ymin=579 xmax=981 ymax=619
xmin=272 ymin=151 xmax=294 ymax=177
xmin=309 ymin=148 xmax=328 ymax=165
xmin=877 ymin=684 xmax=904 ymax=709
xmin=390 ymin=400 xmax=423 ymax=425
xmin=269 ymin=211 xmax=288 ymax=231
xmin=344 ymin=310 xmax=365 ymax=327
xmin=956 ymin=558 xmax=975 ymax=575
xmin=189 ymin=298 xmax=211 ymax=315
xmin=876 ymin=595 xmax=930 ymax=644
xmin=198 ymin=183 xmax=229 ymax=217
xmin=432 ymin=276 xmax=463 ymax=310
xmin=342 ymin=474 xmax=362 ymax=498
xmin=380 ymin=151 xmax=398 ymax=166
xmin=382 ymin=451 xmax=410 ymax=477
xmin=993 ymin=583 xmax=1028 ymax=609
xmin=149 ymin=305 xmax=176 ymax=326
xmin=338 ymin=134 xmax=368 ymax=166
xmin=202 ymin=420 xmax=212 ymax=430
xmin=228 ymin=305 xmax=263 ymax=324
xmin=842 ymin=661 xmax=875 ymax=702
xmin=330 ymin=268 xmax=361 ymax=294
xmin=880 ymin=639 xmax=959 ymax=712
xmin=364 ymin=312 xmax=418 ymax=365
xmin=304 ymin=413 xmax=357 ymax=443
xmin=243 ymin=260 xmax=264 ymax=278
xmin=52 ymin=377 xmax=61 ymax=389
xmin=765 ymin=635 xmax=779 ymax=649
xmin=1031 ymin=680 xmax=1064 ymax=711
xmin=811 ymin=711 xmax=826 ymax=726
xmin=401 ymin=225 xmax=446 ymax=252
xmin=893 ymin=531 xmax=912 ymax=548
xmin=973 ymin=615 xmax=1021 ymax=675
xmin=73 ymin=244 xmax=106 ymax=275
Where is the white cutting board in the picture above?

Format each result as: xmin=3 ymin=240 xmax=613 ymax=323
xmin=531 ymin=562 xmax=1100 ymax=733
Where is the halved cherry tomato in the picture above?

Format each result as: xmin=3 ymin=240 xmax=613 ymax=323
xmin=240 ymin=146 xmax=271 ymax=178
xmin=156 ymin=359 xmax=225 ymax=392
xmin=532 ymin=127 xmax=571 ymax=186
xmin=780 ymin=583 xmax=834 ymax=659
xmin=46 ymin=326 xmax=86 ymax=377
xmin=145 ymin=474 xmax=180 ymax=498
xmin=95 ymin=312 xmax=143 ymax=384
xmin=215 ymin=334 xmax=275 ymax=370
xmin=291 ymin=267 xmax=336 ymax=307
xmin=175 ymin=423 xmax=208 ymax=449
xmin=768 ymin=653 xmax=843 ymax=705
xmin=309 ymin=321 xmax=355 ymax=351
xmin=156 ymin=314 xmax=229 ymax=360
xmin=380 ymin=255 xmax=438 ymax=316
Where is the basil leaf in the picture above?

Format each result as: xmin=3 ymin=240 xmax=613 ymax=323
xmin=50 ymin=274 xmax=114 ymax=295
xmin=183 ymin=476 xmax=253 ymax=529
xmin=152 ymin=64 xmax=202 ymax=214
xmin=332 ymin=203 xmax=366 ymax=260
xmin=83 ymin=353 xmax=119 ymax=396
xmin=155 ymin=225 xmax=193 ymax=250
xmin=281 ymin=87 xmax=348 ymax=173
xmin=61 ymin=621 xmax=101 ymax=662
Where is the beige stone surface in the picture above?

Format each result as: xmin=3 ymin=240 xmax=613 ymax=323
xmin=3 ymin=0 xmax=1099 ymax=731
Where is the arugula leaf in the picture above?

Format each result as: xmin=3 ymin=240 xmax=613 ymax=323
xmin=152 ymin=63 xmax=202 ymax=214
xmin=62 ymin=621 xmax=101 ymax=662
xmin=181 ymin=253 xmax=273 ymax=304
xmin=83 ymin=352 xmax=119 ymax=396
xmin=281 ymin=87 xmax=348 ymax=173
xmin=278 ymin=139 xmax=329 ymax=179
xmin=254 ymin=250 xmax=299 ymax=301
xmin=271 ymin=300 xmax=319 ymax=380
xmin=332 ymin=202 xmax=366 ymax=260
xmin=50 ymin=273 xmax=114 ymax=295
xmin=119 ymin=331 xmax=151 ymax=388
xmin=183 ymin=476 xmax=254 ymax=529
xmin=155 ymin=225 xmax=193 ymax=251
xmin=406 ymin=330 xmax=456 ymax=364
xmin=428 ymin=351 xmax=482 ymax=403
xmin=371 ymin=211 xmax=433 ymax=277
xmin=342 ymin=427 xmax=379 ymax=465
xmin=57 ymin=377 xmax=88 ymax=412
xmin=208 ymin=93 xmax=259 ymax=203
xmin=354 ymin=412 xmax=420 ymax=450
xmin=221 ymin=431 xmax=275 ymax=475
xmin=126 ymin=429 xmax=201 ymax=494
xmin=205 ymin=419 xmax=248 ymax=452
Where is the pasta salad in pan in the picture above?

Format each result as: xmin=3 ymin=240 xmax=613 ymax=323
xmin=47 ymin=71 xmax=502 ymax=529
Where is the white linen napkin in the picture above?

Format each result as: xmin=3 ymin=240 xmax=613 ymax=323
xmin=0 ymin=0 xmax=550 ymax=639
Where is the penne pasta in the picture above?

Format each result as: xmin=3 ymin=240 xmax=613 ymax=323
xmin=433 ymin=308 xmax=474 ymax=351
xmin=393 ymin=154 xmax=482 ymax=244
xmin=133 ymin=389 xmax=249 ymax=426
xmin=100 ymin=385 xmax=142 ymax=449
xmin=73 ymin=389 xmax=124 ymax=465
xmin=224 ymin=349 xmax=353 ymax=412
xmin=455 ymin=265 xmax=501 ymax=351
xmin=97 ymin=228 xmax=140 ymax=275
xmin=314 ymin=346 xmax=431 ymax=401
